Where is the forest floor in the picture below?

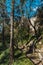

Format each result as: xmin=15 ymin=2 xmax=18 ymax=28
xmin=0 ymin=41 xmax=43 ymax=65
xmin=0 ymin=43 xmax=34 ymax=65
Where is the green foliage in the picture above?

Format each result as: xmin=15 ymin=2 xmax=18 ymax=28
xmin=13 ymin=58 xmax=34 ymax=65
xmin=0 ymin=43 xmax=34 ymax=65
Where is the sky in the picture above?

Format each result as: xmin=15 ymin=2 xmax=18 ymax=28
xmin=6 ymin=0 xmax=43 ymax=18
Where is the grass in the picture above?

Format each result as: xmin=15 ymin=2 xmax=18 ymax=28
xmin=14 ymin=57 xmax=34 ymax=65
xmin=0 ymin=54 xmax=34 ymax=65
xmin=0 ymin=43 xmax=34 ymax=65
xmin=0 ymin=35 xmax=43 ymax=65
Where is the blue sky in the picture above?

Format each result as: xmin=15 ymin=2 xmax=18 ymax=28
xmin=6 ymin=0 xmax=43 ymax=18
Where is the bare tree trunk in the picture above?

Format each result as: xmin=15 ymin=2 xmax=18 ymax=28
xmin=2 ymin=0 xmax=6 ymax=47
xmin=9 ymin=0 xmax=14 ymax=65
xmin=2 ymin=19 xmax=5 ymax=46
xmin=2 ymin=20 xmax=4 ymax=44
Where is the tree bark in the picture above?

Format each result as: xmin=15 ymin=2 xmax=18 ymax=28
xmin=9 ymin=0 xmax=14 ymax=65
xmin=2 ymin=21 xmax=5 ymax=46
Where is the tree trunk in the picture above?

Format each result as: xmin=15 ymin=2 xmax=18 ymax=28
xmin=9 ymin=0 xmax=14 ymax=65
xmin=2 ymin=19 xmax=5 ymax=46
xmin=10 ymin=16 xmax=14 ymax=64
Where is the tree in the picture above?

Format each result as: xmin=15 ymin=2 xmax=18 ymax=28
xmin=0 ymin=0 xmax=6 ymax=46
xmin=9 ymin=0 xmax=14 ymax=65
